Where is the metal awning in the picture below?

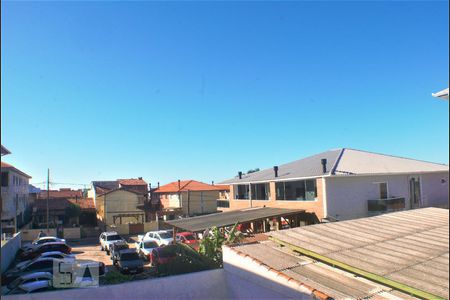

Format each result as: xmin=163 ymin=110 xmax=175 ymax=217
xmin=165 ymin=207 xmax=305 ymax=232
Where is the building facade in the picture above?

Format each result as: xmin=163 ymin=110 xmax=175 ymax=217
xmin=154 ymin=180 xmax=229 ymax=219
xmin=220 ymin=148 xmax=449 ymax=222
xmin=1 ymin=161 xmax=32 ymax=231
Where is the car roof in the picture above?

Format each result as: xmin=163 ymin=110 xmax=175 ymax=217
xmin=37 ymin=236 xmax=58 ymax=240
xmin=37 ymin=242 xmax=66 ymax=247
xmin=103 ymin=231 xmax=119 ymax=236
xmin=19 ymin=280 xmax=50 ymax=292
xmin=19 ymin=272 xmax=53 ymax=280
xmin=177 ymin=232 xmax=194 ymax=236
xmin=119 ymin=249 xmax=138 ymax=254
xmin=149 ymin=230 xmax=170 ymax=234
xmin=40 ymin=251 xmax=66 ymax=256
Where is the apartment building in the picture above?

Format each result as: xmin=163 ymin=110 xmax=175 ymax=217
xmin=220 ymin=148 xmax=449 ymax=222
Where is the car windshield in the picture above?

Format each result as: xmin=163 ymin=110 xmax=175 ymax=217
xmin=183 ymin=235 xmax=196 ymax=241
xmin=121 ymin=252 xmax=139 ymax=260
xmin=144 ymin=241 xmax=158 ymax=248
xmin=158 ymin=232 xmax=173 ymax=239
xmin=106 ymin=235 xmax=122 ymax=241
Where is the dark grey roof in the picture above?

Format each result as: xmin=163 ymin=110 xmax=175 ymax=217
xmin=165 ymin=207 xmax=305 ymax=232
xmin=219 ymin=149 xmax=342 ymax=184
xmin=219 ymin=148 xmax=449 ymax=184
xmin=92 ymin=181 xmax=119 ymax=190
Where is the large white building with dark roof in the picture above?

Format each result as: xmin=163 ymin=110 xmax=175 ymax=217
xmin=220 ymin=148 xmax=449 ymax=222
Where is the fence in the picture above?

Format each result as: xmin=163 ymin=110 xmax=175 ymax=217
xmin=104 ymin=222 xmax=160 ymax=236
xmin=1 ymin=232 xmax=22 ymax=274
xmin=20 ymin=228 xmax=82 ymax=242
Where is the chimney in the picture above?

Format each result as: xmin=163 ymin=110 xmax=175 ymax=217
xmin=212 ymin=181 xmax=214 ymax=185
xmin=157 ymin=182 xmax=160 ymax=188
xmin=238 ymin=172 xmax=242 ymax=179
xmin=138 ymin=177 xmax=143 ymax=180
xmin=178 ymin=180 xmax=181 ymax=190
xmin=321 ymin=158 xmax=327 ymax=173
xmin=273 ymin=166 xmax=279 ymax=177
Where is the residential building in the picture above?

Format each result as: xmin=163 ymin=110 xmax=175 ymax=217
xmin=220 ymin=148 xmax=449 ymax=222
xmin=89 ymin=178 xmax=148 ymax=226
xmin=33 ymin=188 xmax=96 ymax=228
xmin=153 ymin=180 xmax=228 ymax=219
xmin=1 ymin=161 xmax=32 ymax=232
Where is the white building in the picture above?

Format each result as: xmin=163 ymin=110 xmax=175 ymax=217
xmin=1 ymin=161 xmax=32 ymax=232
xmin=220 ymin=148 xmax=449 ymax=222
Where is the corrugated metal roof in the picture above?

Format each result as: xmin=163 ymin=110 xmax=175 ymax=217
xmin=165 ymin=207 xmax=304 ymax=232
xmin=266 ymin=207 xmax=449 ymax=299
xmin=219 ymin=148 xmax=448 ymax=184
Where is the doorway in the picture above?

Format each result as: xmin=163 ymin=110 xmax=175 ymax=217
xmin=409 ymin=176 xmax=422 ymax=209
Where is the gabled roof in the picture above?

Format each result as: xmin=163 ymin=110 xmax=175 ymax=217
xmin=219 ymin=148 xmax=449 ymax=184
xmin=155 ymin=180 xmax=229 ymax=193
xmin=118 ymin=178 xmax=147 ymax=186
xmin=1 ymin=145 xmax=11 ymax=156
xmin=97 ymin=187 xmax=144 ymax=197
xmin=37 ymin=189 xmax=83 ymax=200
xmin=1 ymin=161 xmax=32 ymax=178
xmin=432 ymin=87 xmax=449 ymax=100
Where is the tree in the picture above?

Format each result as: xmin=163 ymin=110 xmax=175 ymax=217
xmin=65 ymin=203 xmax=81 ymax=220
xmin=246 ymin=168 xmax=260 ymax=174
xmin=198 ymin=222 xmax=243 ymax=267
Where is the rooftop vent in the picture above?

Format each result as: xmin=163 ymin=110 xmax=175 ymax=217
xmin=273 ymin=166 xmax=279 ymax=177
xmin=238 ymin=172 xmax=242 ymax=179
xmin=321 ymin=158 xmax=327 ymax=174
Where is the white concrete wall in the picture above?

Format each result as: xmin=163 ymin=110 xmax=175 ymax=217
xmin=421 ymin=172 xmax=449 ymax=208
xmin=325 ymin=172 xmax=450 ymax=220
xmin=1 ymin=170 xmax=30 ymax=222
xmin=1 ymin=232 xmax=22 ymax=274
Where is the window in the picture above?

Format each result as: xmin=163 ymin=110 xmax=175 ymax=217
xmin=375 ymin=182 xmax=388 ymax=199
xmin=276 ymin=180 xmax=317 ymax=201
xmin=1 ymin=172 xmax=8 ymax=187
xmin=235 ymin=184 xmax=249 ymax=200
xmin=250 ymin=183 xmax=269 ymax=200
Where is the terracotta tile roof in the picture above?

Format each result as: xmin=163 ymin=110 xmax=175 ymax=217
xmin=37 ymin=189 xmax=83 ymax=200
xmin=118 ymin=178 xmax=147 ymax=186
xmin=69 ymin=198 xmax=95 ymax=210
xmin=155 ymin=180 xmax=230 ymax=193
xmin=1 ymin=161 xmax=32 ymax=178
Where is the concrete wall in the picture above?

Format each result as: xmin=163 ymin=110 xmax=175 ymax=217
xmin=159 ymin=191 xmax=219 ymax=216
xmin=96 ymin=190 xmax=145 ymax=225
xmin=325 ymin=172 xmax=450 ymax=220
xmin=229 ymin=178 xmax=325 ymax=221
xmin=63 ymin=228 xmax=81 ymax=240
xmin=420 ymin=172 xmax=449 ymax=208
xmin=1 ymin=232 xmax=22 ymax=274
xmin=105 ymin=222 xmax=158 ymax=235
xmin=21 ymin=229 xmax=57 ymax=241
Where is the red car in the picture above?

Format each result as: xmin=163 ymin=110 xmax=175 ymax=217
xmin=176 ymin=232 xmax=199 ymax=251
xmin=18 ymin=242 xmax=71 ymax=262
xmin=150 ymin=245 xmax=177 ymax=269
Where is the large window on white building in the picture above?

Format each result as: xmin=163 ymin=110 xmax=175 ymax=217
xmin=275 ymin=179 xmax=317 ymax=201
xmin=250 ymin=183 xmax=270 ymax=200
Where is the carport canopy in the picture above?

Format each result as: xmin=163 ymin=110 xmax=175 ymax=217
xmin=165 ymin=207 xmax=305 ymax=232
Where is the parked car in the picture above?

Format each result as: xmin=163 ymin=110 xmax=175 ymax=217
xmin=5 ymin=280 xmax=53 ymax=295
xmin=138 ymin=230 xmax=173 ymax=246
xmin=135 ymin=240 xmax=159 ymax=261
xmin=176 ymin=232 xmax=199 ymax=251
xmin=2 ymin=257 xmax=62 ymax=285
xmin=18 ymin=242 xmax=71 ymax=262
xmin=4 ymin=272 xmax=53 ymax=294
xmin=16 ymin=251 xmax=76 ymax=269
xmin=115 ymin=249 xmax=144 ymax=274
xmin=99 ymin=232 xmax=126 ymax=254
xmin=19 ymin=236 xmax=66 ymax=254
xmin=150 ymin=245 xmax=177 ymax=269
xmin=110 ymin=241 xmax=129 ymax=265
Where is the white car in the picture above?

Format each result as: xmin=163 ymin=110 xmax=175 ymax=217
xmin=3 ymin=272 xmax=53 ymax=295
xmin=99 ymin=232 xmax=126 ymax=254
xmin=15 ymin=251 xmax=76 ymax=269
xmin=138 ymin=230 xmax=173 ymax=246
xmin=134 ymin=240 xmax=159 ymax=260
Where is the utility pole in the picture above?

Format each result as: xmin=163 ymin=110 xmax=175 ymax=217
xmin=187 ymin=190 xmax=190 ymax=217
xmin=46 ymin=169 xmax=50 ymax=232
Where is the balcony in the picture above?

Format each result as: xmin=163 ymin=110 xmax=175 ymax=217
xmin=368 ymin=197 xmax=405 ymax=216
xmin=217 ymin=200 xmax=230 ymax=208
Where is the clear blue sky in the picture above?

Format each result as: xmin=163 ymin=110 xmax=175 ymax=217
xmin=2 ymin=1 xmax=448 ymax=190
